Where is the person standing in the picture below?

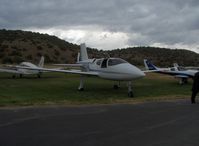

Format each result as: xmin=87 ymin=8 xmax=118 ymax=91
xmin=191 ymin=72 xmax=199 ymax=104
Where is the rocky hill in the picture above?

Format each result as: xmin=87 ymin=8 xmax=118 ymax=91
xmin=0 ymin=29 xmax=199 ymax=67
xmin=105 ymin=47 xmax=199 ymax=67
xmin=0 ymin=29 xmax=79 ymax=64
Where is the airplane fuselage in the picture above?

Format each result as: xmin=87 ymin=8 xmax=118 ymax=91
xmin=157 ymin=69 xmax=197 ymax=78
xmin=82 ymin=58 xmax=145 ymax=81
xmin=16 ymin=62 xmax=41 ymax=75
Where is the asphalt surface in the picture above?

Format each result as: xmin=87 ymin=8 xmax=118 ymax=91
xmin=0 ymin=100 xmax=199 ymax=146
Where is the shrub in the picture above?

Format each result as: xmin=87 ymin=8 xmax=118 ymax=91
xmin=2 ymin=57 xmax=13 ymax=64
xmin=26 ymin=55 xmax=32 ymax=60
xmin=13 ymin=56 xmax=24 ymax=63
xmin=54 ymin=49 xmax=60 ymax=56
xmin=37 ymin=46 xmax=43 ymax=50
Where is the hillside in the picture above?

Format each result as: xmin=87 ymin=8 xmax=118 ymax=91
xmin=0 ymin=29 xmax=199 ymax=67
xmin=0 ymin=29 xmax=79 ymax=64
xmin=105 ymin=47 xmax=199 ymax=67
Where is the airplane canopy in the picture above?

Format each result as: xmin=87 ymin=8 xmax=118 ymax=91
xmin=94 ymin=58 xmax=128 ymax=68
xmin=108 ymin=58 xmax=127 ymax=66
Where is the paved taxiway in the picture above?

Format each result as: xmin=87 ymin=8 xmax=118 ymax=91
xmin=0 ymin=100 xmax=199 ymax=146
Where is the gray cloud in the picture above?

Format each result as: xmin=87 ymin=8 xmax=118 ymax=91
xmin=1 ymin=0 xmax=199 ymax=51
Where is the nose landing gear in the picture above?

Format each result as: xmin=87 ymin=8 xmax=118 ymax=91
xmin=78 ymin=75 xmax=84 ymax=91
xmin=128 ymin=81 xmax=134 ymax=97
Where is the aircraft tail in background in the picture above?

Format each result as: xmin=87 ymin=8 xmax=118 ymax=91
xmin=79 ymin=43 xmax=88 ymax=61
xmin=144 ymin=59 xmax=158 ymax=70
xmin=38 ymin=56 xmax=44 ymax=68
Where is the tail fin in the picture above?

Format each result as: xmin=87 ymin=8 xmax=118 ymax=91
xmin=173 ymin=63 xmax=179 ymax=68
xmin=144 ymin=59 xmax=158 ymax=70
xmin=38 ymin=56 xmax=44 ymax=67
xmin=77 ymin=52 xmax=80 ymax=63
xmin=79 ymin=43 xmax=88 ymax=61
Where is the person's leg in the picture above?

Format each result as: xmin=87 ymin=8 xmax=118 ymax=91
xmin=191 ymin=91 xmax=197 ymax=104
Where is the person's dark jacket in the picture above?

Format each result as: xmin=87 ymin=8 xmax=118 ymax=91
xmin=192 ymin=72 xmax=199 ymax=92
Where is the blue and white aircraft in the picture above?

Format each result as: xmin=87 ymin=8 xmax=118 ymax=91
xmin=144 ymin=59 xmax=198 ymax=84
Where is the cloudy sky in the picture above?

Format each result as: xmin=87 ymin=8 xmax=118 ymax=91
xmin=1 ymin=0 xmax=199 ymax=52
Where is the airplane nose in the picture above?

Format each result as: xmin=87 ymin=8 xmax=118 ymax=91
xmin=110 ymin=63 xmax=145 ymax=80
xmin=132 ymin=67 xmax=145 ymax=79
xmin=139 ymin=70 xmax=145 ymax=77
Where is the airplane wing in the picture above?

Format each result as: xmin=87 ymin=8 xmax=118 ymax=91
xmin=53 ymin=64 xmax=83 ymax=67
xmin=0 ymin=68 xmax=21 ymax=74
xmin=174 ymin=75 xmax=189 ymax=78
xmin=185 ymin=67 xmax=199 ymax=70
xmin=142 ymin=70 xmax=160 ymax=73
xmin=16 ymin=66 xmax=99 ymax=76
xmin=142 ymin=68 xmax=168 ymax=73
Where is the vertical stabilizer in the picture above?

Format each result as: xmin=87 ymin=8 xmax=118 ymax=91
xmin=144 ymin=59 xmax=158 ymax=70
xmin=173 ymin=63 xmax=179 ymax=68
xmin=79 ymin=43 xmax=88 ymax=61
xmin=38 ymin=56 xmax=44 ymax=67
xmin=77 ymin=52 xmax=80 ymax=63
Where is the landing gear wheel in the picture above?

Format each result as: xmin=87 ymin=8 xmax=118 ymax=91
xmin=128 ymin=91 xmax=134 ymax=97
xmin=184 ymin=78 xmax=188 ymax=84
xmin=78 ymin=75 xmax=84 ymax=91
xmin=12 ymin=75 xmax=16 ymax=79
xmin=37 ymin=74 xmax=41 ymax=78
xmin=179 ymin=78 xmax=188 ymax=85
xmin=19 ymin=74 xmax=23 ymax=78
xmin=113 ymin=85 xmax=119 ymax=89
xmin=78 ymin=88 xmax=84 ymax=91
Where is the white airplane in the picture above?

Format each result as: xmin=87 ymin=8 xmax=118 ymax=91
xmin=144 ymin=59 xmax=198 ymax=84
xmin=18 ymin=43 xmax=146 ymax=97
xmin=0 ymin=56 xmax=45 ymax=78
xmin=173 ymin=63 xmax=199 ymax=71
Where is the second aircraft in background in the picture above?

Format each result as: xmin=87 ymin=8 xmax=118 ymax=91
xmin=144 ymin=59 xmax=198 ymax=84
xmin=0 ymin=56 xmax=45 ymax=78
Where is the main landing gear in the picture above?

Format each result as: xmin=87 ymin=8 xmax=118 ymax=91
xmin=179 ymin=78 xmax=188 ymax=85
xmin=113 ymin=81 xmax=120 ymax=89
xmin=78 ymin=75 xmax=84 ymax=91
xmin=128 ymin=81 xmax=134 ymax=97
xmin=12 ymin=74 xmax=23 ymax=78
xmin=113 ymin=81 xmax=134 ymax=97
xmin=77 ymin=77 xmax=134 ymax=97
xmin=37 ymin=74 xmax=41 ymax=78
